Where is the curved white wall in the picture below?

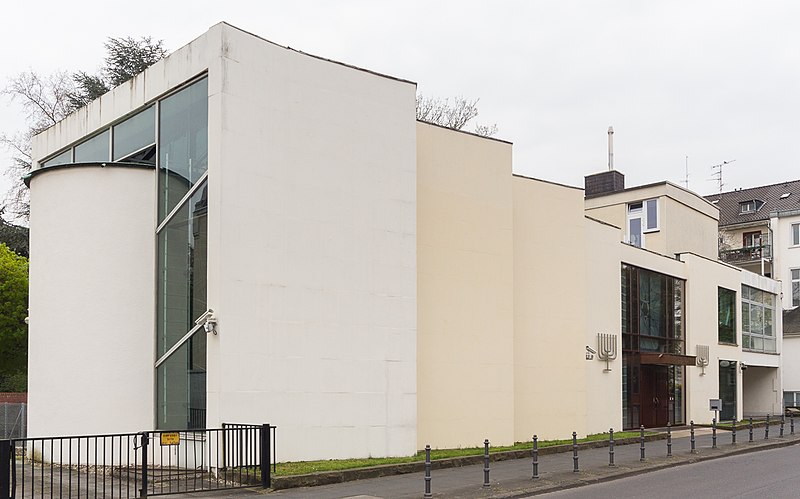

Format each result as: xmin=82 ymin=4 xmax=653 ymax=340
xmin=28 ymin=166 xmax=156 ymax=437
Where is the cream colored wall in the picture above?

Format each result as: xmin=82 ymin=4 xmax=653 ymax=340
xmin=208 ymin=25 xmax=418 ymax=461
xmin=583 ymin=218 xmax=624 ymax=435
xmin=664 ymin=199 xmax=719 ymax=259
xmin=743 ymin=367 xmax=781 ymax=416
xmin=28 ymin=167 xmax=156 ymax=437
xmin=417 ymin=123 xmax=514 ymax=450
xmin=678 ymin=254 xmax=743 ymax=424
xmin=512 ymin=177 xmax=588 ymax=440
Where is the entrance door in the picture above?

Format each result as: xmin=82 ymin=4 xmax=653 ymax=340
xmin=641 ymin=365 xmax=670 ymax=428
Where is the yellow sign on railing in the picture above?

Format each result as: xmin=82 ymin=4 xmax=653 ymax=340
xmin=160 ymin=432 xmax=180 ymax=446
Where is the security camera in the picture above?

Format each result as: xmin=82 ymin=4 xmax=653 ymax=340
xmin=586 ymin=346 xmax=597 ymax=355
xmin=740 ymin=363 xmax=748 ymax=371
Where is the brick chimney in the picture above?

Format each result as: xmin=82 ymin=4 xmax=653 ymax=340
xmin=584 ymin=170 xmax=625 ymax=197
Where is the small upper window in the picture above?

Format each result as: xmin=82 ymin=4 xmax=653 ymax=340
xmin=41 ymin=149 xmax=72 ymax=168
xmin=793 ymin=223 xmax=800 ymax=246
xmin=739 ymin=199 xmax=764 ymax=214
xmin=780 ymin=193 xmax=791 ymax=199
xmin=626 ymin=198 xmax=658 ymax=247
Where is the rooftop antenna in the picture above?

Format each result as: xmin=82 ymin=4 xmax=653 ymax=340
xmin=683 ymin=155 xmax=689 ymax=189
xmin=709 ymin=159 xmax=736 ymax=193
xmin=608 ymin=126 xmax=614 ymax=170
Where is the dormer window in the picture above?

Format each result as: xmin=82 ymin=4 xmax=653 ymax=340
xmin=739 ymin=199 xmax=764 ymax=214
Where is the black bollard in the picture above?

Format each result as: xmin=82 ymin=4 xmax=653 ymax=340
xmin=749 ymin=417 xmax=754 ymax=442
xmin=666 ymin=422 xmax=672 ymax=457
xmin=572 ymin=432 xmax=579 ymax=472
xmin=424 ymin=445 xmax=432 ymax=499
xmin=765 ymin=415 xmax=770 ymax=440
xmin=732 ymin=418 xmax=737 ymax=444
xmin=690 ymin=420 xmax=696 ymax=453
xmin=609 ymin=428 xmax=615 ymax=466
xmin=781 ymin=415 xmax=785 ymax=437
xmin=532 ymin=435 xmax=539 ymax=480
xmin=483 ymin=439 xmax=490 ymax=488
xmin=640 ymin=425 xmax=646 ymax=461
xmin=712 ymin=418 xmax=717 ymax=449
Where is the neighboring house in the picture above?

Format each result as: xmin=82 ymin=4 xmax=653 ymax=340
xmin=705 ymin=181 xmax=800 ymax=412
xmin=25 ymin=23 xmax=785 ymax=463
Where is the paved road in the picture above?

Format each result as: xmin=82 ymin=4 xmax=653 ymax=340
xmin=538 ymin=443 xmax=800 ymax=499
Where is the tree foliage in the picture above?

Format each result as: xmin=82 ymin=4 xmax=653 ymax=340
xmin=1 ymin=36 xmax=168 ymax=221
xmin=0 ymin=243 xmax=28 ymax=391
xmin=415 ymin=94 xmax=498 ymax=137
xmin=0 ymin=219 xmax=29 ymax=257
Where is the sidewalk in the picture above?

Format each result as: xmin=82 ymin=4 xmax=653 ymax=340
xmin=172 ymin=424 xmax=800 ymax=498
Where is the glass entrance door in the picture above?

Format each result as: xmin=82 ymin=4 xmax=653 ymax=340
xmin=719 ymin=360 xmax=737 ymax=421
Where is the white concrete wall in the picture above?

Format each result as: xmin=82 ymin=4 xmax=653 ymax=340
xmin=27 ymin=166 xmax=156 ymax=436
xmin=772 ymin=214 xmax=800 ymax=310
xmin=782 ymin=337 xmax=800 ymax=392
xmin=742 ymin=367 xmax=781 ymax=416
xmin=205 ymin=25 xmax=418 ymax=461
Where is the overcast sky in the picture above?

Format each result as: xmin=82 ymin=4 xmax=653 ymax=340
xmin=2 ymin=0 xmax=799 ymax=210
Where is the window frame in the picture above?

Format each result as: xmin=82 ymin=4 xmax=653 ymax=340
xmin=717 ymin=287 xmax=737 ymax=345
xmin=741 ymin=284 xmax=776 ymax=353
xmin=791 ymin=268 xmax=800 ymax=308
xmin=627 ymin=198 xmax=659 ymax=247
xmin=792 ymin=223 xmax=800 ymax=247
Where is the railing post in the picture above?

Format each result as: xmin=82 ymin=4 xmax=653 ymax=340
xmin=608 ymin=428 xmax=615 ymax=466
xmin=424 ymin=445 xmax=432 ymax=498
xmin=666 ymin=422 xmax=672 ymax=457
xmin=732 ymin=418 xmax=737 ymax=444
xmin=792 ymin=416 xmax=795 ymax=435
xmin=532 ymin=436 xmax=539 ymax=479
xmin=712 ymin=418 xmax=717 ymax=449
xmin=0 ymin=439 xmax=11 ymax=499
xmin=690 ymin=421 xmax=696 ymax=453
xmin=639 ymin=425 xmax=645 ymax=461
xmin=765 ymin=414 xmax=770 ymax=440
xmin=140 ymin=432 xmax=149 ymax=498
xmin=483 ymin=439 xmax=490 ymax=488
xmin=749 ymin=417 xmax=754 ymax=442
xmin=572 ymin=432 xmax=579 ymax=472
xmin=260 ymin=423 xmax=271 ymax=489
xmin=780 ymin=415 xmax=785 ymax=437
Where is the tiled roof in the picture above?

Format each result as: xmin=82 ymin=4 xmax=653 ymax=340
xmin=704 ymin=179 xmax=800 ymax=227
xmin=785 ymin=307 xmax=800 ymax=336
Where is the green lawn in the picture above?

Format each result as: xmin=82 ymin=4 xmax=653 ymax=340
xmin=274 ymin=431 xmax=648 ymax=476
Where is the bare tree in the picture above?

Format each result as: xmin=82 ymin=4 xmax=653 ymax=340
xmin=1 ymin=36 xmax=168 ymax=222
xmin=415 ymin=94 xmax=498 ymax=137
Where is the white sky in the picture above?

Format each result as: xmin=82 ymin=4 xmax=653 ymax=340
xmin=2 ymin=0 xmax=799 ymax=206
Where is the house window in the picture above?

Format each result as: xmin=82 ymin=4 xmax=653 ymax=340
xmin=743 ymin=231 xmax=762 ymax=248
xmin=718 ymin=287 xmax=736 ymax=344
xmin=792 ymin=269 xmax=799 ymax=308
xmin=793 ymin=223 xmax=799 ymax=246
xmin=741 ymin=285 xmax=776 ymax=353
xmin=627 ymin=199 xmax=658 ymax=247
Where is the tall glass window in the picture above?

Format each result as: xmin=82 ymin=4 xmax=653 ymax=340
xmin=155 ymin=76 xmax=209 ymax=430
xmin=742 ymin=285 xmax=775 ymax=353
xmin=158 ymin=78 xmax=208 ymax=221
xmin=718 ymin=287 xmax=737 ymax=344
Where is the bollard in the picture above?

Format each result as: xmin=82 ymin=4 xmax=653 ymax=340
xmin=640 ymin=425 xmax=646 ymax=461
xmin=690 ymin=420 xmax=696 ymax=453
xmin=609 ymin=428 xmax=615 ymax=466
xmin=749 ymin=417 xmax=754 ymax=442
xmin=532 ymin=435 xmax=539 ymax=480
xmin=792 ymin=416 xmax=795 ymax=435
xmin=666 ymin=422 xmax=672 ymax=457
xmin=765 ymin=415 xmax=770 ymax=440
xmin=732 ymin=418 xmax=737 ymax=444
xmin=424 ymin=445 xmax=432 ymax=499
xmin=483 ymin=439 xmax=490 ymax=488
xmin=781 ymin=415 xmax=785 ymax=437
xmin=572 ymin=432 xmax=579 ymax=472
xmin=712 ymin=418 xmax=717 ymax=449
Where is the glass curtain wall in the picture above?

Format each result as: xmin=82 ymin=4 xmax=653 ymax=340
xmin=155 ymin=77 xmax=209 ymax=430
xmin=621 ymin=264 xmax=685 ymax=429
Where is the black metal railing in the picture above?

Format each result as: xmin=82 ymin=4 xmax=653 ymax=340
xmin=1 ymin=424 xmax=275 ymax=498
xmin=719 ymin=244 xmax=772 ymax=264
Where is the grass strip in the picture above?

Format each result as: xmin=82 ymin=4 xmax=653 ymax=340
xmin=274 ymin=431 xmax=650 ymax=476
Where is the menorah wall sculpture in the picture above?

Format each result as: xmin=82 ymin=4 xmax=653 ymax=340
xmin=696 ymin=344 xmax=710 ymax=375
xmin=597 ymin=333 xmax=618 ymax=372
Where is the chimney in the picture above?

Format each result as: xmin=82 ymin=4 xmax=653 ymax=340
xmin=585 ymin=170 xmax=625 ymax=197
xmin=585 ymin=125 xmax=625 ymax=197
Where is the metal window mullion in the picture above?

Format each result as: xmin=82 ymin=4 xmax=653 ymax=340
xmin=155 ymin=323 xmax=204 ymax=368
xmin=156 ymin=171 xmax=209 ymax=234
